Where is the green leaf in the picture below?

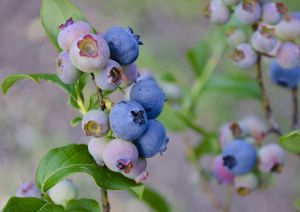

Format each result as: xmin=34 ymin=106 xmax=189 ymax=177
xmin=280 ymin=130 xmax=300 ymax=153
xmin=2 ymin=197 xmax=64 ymax=212
xmin=40 ymin=0 xmax=87 ymax=50
xmin=295 ymin=199 xmax=300 ymax=210
xmin=70 ymin=116 xmax=82 ymax=127
xmin=194 ymin=135 xmax=220 ymax=158
xmin=1 ymin=73 xmax=76 ymax=99
xmin=65 ymin=198 xmax=101 ymax=212
xmin=129 ymin=186 xmax=171 ymax=212
xmin=36 ymin=144 xmax=138 ymax=193
xmin=129 ymin=185 xmax=145 ymax=199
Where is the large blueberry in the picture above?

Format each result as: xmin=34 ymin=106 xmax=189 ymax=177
xmin=134 ymin=120 xmax=169 ymax=158
xmin=269 ymin=60 xmax=300 ymax=88
xmin=103 ymin=26 xmax=142 ymax=65
xmin=130 ymin=79 xmax=166 ymax=119
xmin=109 ymin=101 xmax=148 ymax=140
xmin=222 ymin=140 xmax=257 ymax=176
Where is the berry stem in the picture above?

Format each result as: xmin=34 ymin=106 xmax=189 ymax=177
xmin=255 ymin=55 xmax=281 ymax=136
xmin=91 ymin=73 xmax=106 ymax=111
xmin=291 ymin=86 xmax=299 ymax=129
xmin=101 ymin=188 xmax=110 ymax=212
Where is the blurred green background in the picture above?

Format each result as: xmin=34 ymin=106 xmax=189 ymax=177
xmin=1 ymin=0 xmax=300 ymax=211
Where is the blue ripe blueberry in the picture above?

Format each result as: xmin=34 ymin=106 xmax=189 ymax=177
xmin=122 ymin=158 xmax=149 ymax=183
xmin=103 ymin=26 xmax=142 ymax=65
xmin=94 ymin=59 xmax=123 ymax=91
xmin=225 ymin=27 xmax=247 ymax=47
xmin=232 ymin=43 xmax=257 ymax=69
xmin=69 ymin=34 xmax=110 ymax=73
xmin=130 ymin=78 xmax=166 ymax=119
xmin=121 ymin=63 xmax=139 ymax=88
xmin=103 ymin=138 xmax=139 ymax=173
xmin=276 ymin=16 xmax=300 ymax=41
xmin=262 ymin=2 xmax=286 ymax=25
xmin=234 ymin=0 xmax=261 ymax=25
xmin=222 ymin=140 xmax=257 ymax=175
xmin=134 ymin=120 xmax=169 ymax=158
xmin=234 ymin=173 xmax=258 ymax=196
xmin=82 ymin=109 xmax=109 ymax=137
xmin=56 ymin=51 xmax=80 ymax=84
xmin=58 ymin=17 xmax=93 ymax=51
xmin=88 ymin=137 xmax=109 ymax=166
xmin=16 ymin=182 xmax=40 ymax=198
xmin=251 ymin=25 xmax=277 ymax=53
xmin=269 ymin=60 xmax=300 ymax=88
xmin=276 ymin=42 xmax=300 ymax=69
xmin=109 ymin=101 xmax=148 ymax=140
xmin=204 ymin=0 xmax=230 ymax=25
xmin=222 ymin=0 xmax=240 ymax=6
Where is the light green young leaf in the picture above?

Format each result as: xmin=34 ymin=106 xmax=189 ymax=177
xmin=280 ymin=130 xmax=300 ymax=153
xmin=294 ymin=199 xmax=300 ymax=210
xmin=40 ymin=0 xmax=87 ymax=50
xmin=65 ymin=198 xmax=101 ymax=212
xmin=70 ymin=116 xmax=82 ymax=127
xmin=36 ymin=144 xmax=138 ymax=193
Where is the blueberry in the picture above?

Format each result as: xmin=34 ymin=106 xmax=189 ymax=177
xmin=16 ymin=182 xmax=40 ymax=198
xmin=121 ymin=63 xmax=139 ymax=88
xmin=130 ymin=78 xmax=166 ymax=119
xmin=234 ymin=173 xmax=258 ymax=196
xmin=69 ymin=34 xmax=110 ymax=73
xmin=204 ymin=0 xmax=230 ymax=25
xmin=82 ymin=110 xmax=109 ymax=137
xmin=276 ymin=16 xmax=300 ymax=41
xmin=234 ymin=1 xmax=261 ymax=25
xmin=88 ymin=137 xmax=109 ymax=166
xmin=134 ymin=120 xmax=169 ymax=158
xmin=225 ymin=27 xmax=247 ymax=47
xmin=56 ymin=51 xmax=80 ymax=84
xmin=262 ymin=2 xmax=286 ymax=25
xmin=251 ymin=25 xmax=277 ymax=53
xmin=58 ymin=17 xmax=93 ymax=51
xmin=103 ymin=139 xmax=139 ymax=173
xmin=222 ymin=140 xmax=257 ymax=175
xmin=232 ymin=43 xmax=257 ymax=69
xmin=48 ymin=179 xmax=78 ymax=206
xmin=289 ymin=12 xmax=300 ymax=20
xmin=258 ymin=143 xmax=285 ymax=173
xmin=122 ymin=158 xmax=149 ymax=183
xmin=94 ymin=59 xmax=122 ymax=91
xmin=218 ymin=122 xmax=244 ymax=149
xmin=238 ymin=116 xmax=267 ymax=144
xmin=109 ymin=101 xmax=148 ymax=140
xmin=269 ymin=60 xmax=300 ymax=88
xmin=212 ymin=156 xmax=235 ymax=185
xmin=103 ymin=26 xmax=142 ymax=65
xmin=276 ymin=42 xmax=300 ymax=69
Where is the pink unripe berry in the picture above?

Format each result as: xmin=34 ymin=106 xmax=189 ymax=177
xmin=94 ymin=60 xmax=123 ymax=91
xmin=88 ymin=137 xmax=109 ymax=166
xmin=276 ymin=16 xmax=300 ymax=41
xmin=205 ymin=0 xmax=230 ymax=25
xmin=218 ymin=122 xmax=244 ymax=148
xmin=258 ymin=143 xmax=284 ymax=173
xmin=56 ymin=51 xmax=80 ymax=84
xmin=16 ymin=182 xmax=40 ymax=198
xmin=226 ymin=27 xmax=247 ymax=47
xmin=234 ymin=173 xmax=258 ymax=196
xmin=122 ymin=158 xmax=149 ymax=183
xmin=212 ymin=156 xmax=235 ymax=185
xmin=276 ymin=42 xmax=300 ymax=69
xmin=121 ymin=63 xmax=139 ymax=88
xmin=262 ymin=2 xmax=287 ymax=25
xmin=58 ymin=18 xmax=93 ymax=51
xmin=232 ymin=43 xmax=257 ymax=69
xmin=234 ymin=1 xmax=261 ymax=25
xmin=82 ymin=110 xmax=109 ymax=137
xmin=69 ymin=34 xmax=110 ymax=73
xmin=251 ymin=25 xmax=277 ymax=53
xmin=239 ymin=116 xmax=267 ymax=144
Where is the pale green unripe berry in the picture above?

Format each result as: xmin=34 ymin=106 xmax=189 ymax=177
xmin=48 ymin=179 xmax=78 ymax=206
xmin=234 ymin=173 xmax=258 ymax=196
xmin=88 ymin=137 xmax=109 ymax=166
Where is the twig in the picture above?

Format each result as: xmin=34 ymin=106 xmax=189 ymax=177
xmin=91 ymin=73 xmax=106 ymax=111
xmin=101 ymin=188 xmax=110 ymax=212
xmin=255 ymin=55 xmax=281 ymax=136
xmin=291 ymin=86 xmax=299 ymax=130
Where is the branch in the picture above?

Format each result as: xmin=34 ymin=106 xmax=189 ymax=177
xmin=91 ymin=73 xmax=106 ymax=111
xmin=101 ymin=188 xmax=110 ymax=212
xmin=291 ymin=86 xmax=299 ymax=130
xmin=255 ymin=55 xmax=282 ymax=136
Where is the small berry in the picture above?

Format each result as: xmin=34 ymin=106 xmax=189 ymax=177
xmin=276 ymin=16 xmax=300 ymax=41
xmin=88 ymin=137 xmax=109 ymax=166
xmin=251 ymin=25 xmax=277 ymax=53
xmin=262 ymin=2 xmax=287 ymax=25
xmin=134 ymin=120 xmax=169 ymax=158
xmin=269 ymin=60 xmax=300 ymax=88
xmin=48 ymin=179 xmax=78 ymax=206
xmin=222 ymin=0 xmax=240 ymax=6
xmin=16 ymin=182 xmax=40 ymax=198
xmin=212 ymin=156 xmax=235 ymax=185
xmin=82 ymin=110 xmax=109 ymax=137
xmin=258 ymin=143 xmax=285 ymax=173
xmin=130 ymin=78 xmax=166 ymax=119
xmin=234 ymin=0 xmax=261 ymax=25
xmin=94 ymin=59 xmax=123 ymax=91
xmin=232 ymin=43 xmax=257 ymax=69
xmin=222 ymin=140 xmax=257 ymax=175
xmin=56 ymin=51 xmax=80 ymax=84
xmin=58 ymin=18 xmax=93 ymax=51
xmin=103 ymin=138 xmax=139 ymax=173
xmin=218 ymin=122 xmax=244 ymax=149
xmin=121 ymin=63 xmax=139 ymax=88
xmin=276 ymin=42 xmax=300 ymax=69
xmin=103 ymin=26 xmax=142 ymax=65
xmin=234 ymin=173 xmax=258 ymax=196
xmin=204 ymin=0 xmax=230 ymax=25
xmin=225 ymin=27 xmax=247 ymax=47
xmin=69 ymin=34 xmax=110 ymax=73
xmin=109 ymin=101 xmax=148 ymax=140
xmin=239 ymin=116 xmax=267 ymax=144
xmin=122 ymin=158 xmax=149 ymax=183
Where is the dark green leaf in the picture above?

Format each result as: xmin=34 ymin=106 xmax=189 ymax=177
xmin=129 ymin=186 xmax=171 ymax=212
xmin=40 ymin=0 xmax=87 ymax=50
xmin=280 ymin=130 xmax=300 ymax=153
xmin=194 ymin=135 xmax=220 ymax=158
xmin=70 ymin=116 xmax=82 ymax=127
xmin=2 ymin=197 xmax=64 ymax=212
xmin=36 ymin=144 xmax=138 ymax=192
xmin=65 ymin=198 xmax=101 ymax=212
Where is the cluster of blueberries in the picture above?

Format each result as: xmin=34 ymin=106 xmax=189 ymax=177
xmin=206 ymin=0 xmax=300 ymax=88
xmin=209 ymin=116 xmax=285 ymax=196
